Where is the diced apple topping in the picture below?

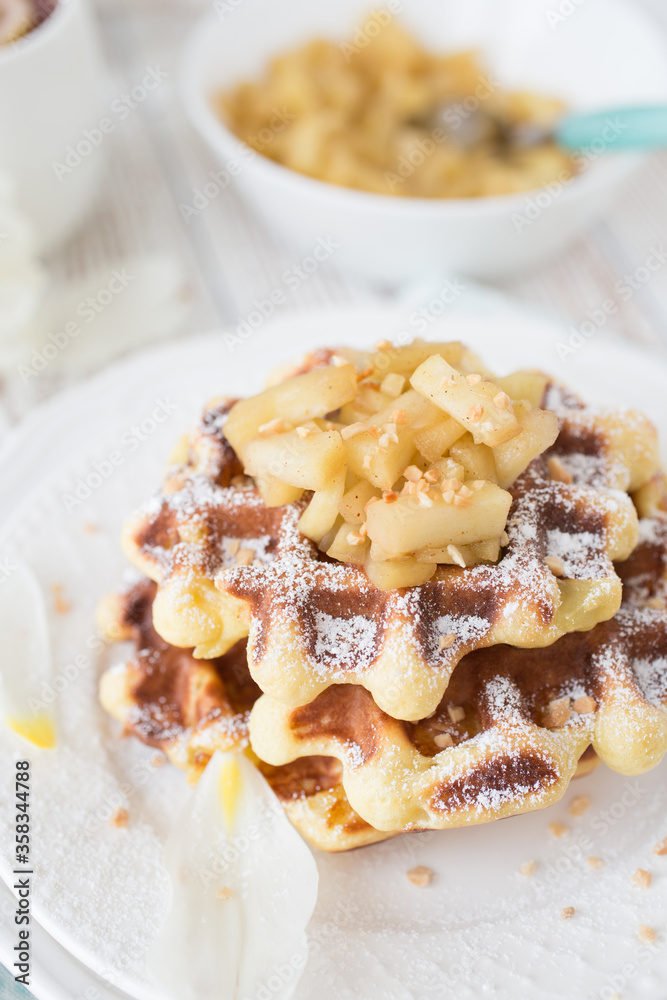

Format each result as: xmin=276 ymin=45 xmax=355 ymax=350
xmin=224 ymin=339 xmax=569 ymax=588
xmin=410 ymin=355 xmax=521 ymax=447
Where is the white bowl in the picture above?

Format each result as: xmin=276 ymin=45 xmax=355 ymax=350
xmin=180 ymin=0 xmax=667 ymax=285
xmin=0 ymin=0 xmax=105 ymax=255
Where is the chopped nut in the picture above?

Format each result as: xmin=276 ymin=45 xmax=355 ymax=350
xmin=346 ymin=532 xmax=365 ymax=546
xmin=216 ymin=885 xmax=234 ymax=900
xmin=438 ymin=633 xmax=456 ymax=651
xmin=341 ymin=421 xmax=369 ymax=440
xmin=359 ymin=523 xmax=368 ymax=538
xmin=258 ymin=417 xmax=291 ymax=435
xmin=638 ymin=924 xmax=656 ymax=944
xmin=356 ymin=364 xmax=375 ymax=380
xmin=561 ymin=906 xmax=575 ymax=920
xmin=519 ymin=861 xmax=537 ymax=876
xmin=446 ymin=544 xmax=466 ymax=568
xmin=632 ymin=868 xmax=652 ymax=889
xmin=548 ymin=456 xmax=573 ymax=484
xmin=569 ymin=795 xmax=591 ymax=817
xmin=110 ymin=808 xmax=129 ymax=829
xmin=453 ymin=494 xmax=471 ymax=508
xmin=653 ymin=837 xmax=667 ymax=856
xmin=403 ymin=465 xmax=423 ymax=483
xmin=472 ymin=480 xmax=485 ymax=491
xmin=442 ymin=478 xmax=463 ymax=492
xmin=364 ymin=496 xmax=380 ymax=511
xmin=544 ymin=697 xmax=571 ymax=729
xmin=401 ymin=481 xmax=417 ymax=497
xmin=417 ymin=491 xmax=434 ymax=508
xmin=434 ymin=732 xmax=454 ymax=749
xmin=52 ymin=584 xmax=70 ymax=615
xmin=236 ymin=548 xmax=255 ymax=566
xmin=458 ymin=484 xmax=473 ymax=499
xmin=391 ymin=409 xmax=410 ymax=424
xmin=573 ymin=696 xmax=597 ymax=715
xmin=442 ymin=490 xmax=455 ymax=504
xmin=381 ymin=373 xmax=405 ymax=397
xmin=587 ymin=857 xmax=604 ymax=870
xmin=545 ymin=555 xmax=566 ymax=577
xmin=382 ymin=490 xmax=398 ymax=503
xmin=424 ymin=468 xmax=440 ymax=484
xmin=362 ymin=454 xmax=372 ymax=470
xmin=227 ymin=539 xmax=241 ymax=556
xmin=378 ymin=432 xmax=399 ymax=449
xmin=493 ymin=391 xmax=511 ymax=410
xmin=300 ymin=777 xmax=317 ymax=794
xmin=549 ymin=821 xmax=569 ymax=839
xmin=466 ymin=373 xmax=482 ymax=385
xmin=374 ymin=338 xmax=392 ymax=351
xmin=406 ymin=865 xmax=433 ymax=887
xmin=295 ymin=425 xmax=313 ymax=438
xmin=447 ymin=705 xmax=465 ymax=723
xmin=467 ymin=404 xmax=484 ymax=422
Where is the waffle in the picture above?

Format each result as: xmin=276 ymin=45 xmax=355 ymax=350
xmin=98 ymin=578 xmax=389 ymax=852
xmin=249 ymin=516 xmax=667 ymax=833
xmin=122 ymin=395 xmax=647 ymax=721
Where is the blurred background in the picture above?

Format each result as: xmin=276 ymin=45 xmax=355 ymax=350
xmin=1 ymin=0 xmax=667 ymax=429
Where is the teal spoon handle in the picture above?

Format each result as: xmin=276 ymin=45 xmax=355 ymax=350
xmin=556 ymin=106 xmax=667 ymax=152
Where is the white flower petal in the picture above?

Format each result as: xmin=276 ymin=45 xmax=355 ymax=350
xmin=0 ymin=561 xmax=55 ymax=748
xmin=149 ymin=750 xmax=318 ymax=1000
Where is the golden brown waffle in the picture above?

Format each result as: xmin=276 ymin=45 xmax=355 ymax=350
xmin=121 ymin=384 xmax=651 ymax=721
xmin=249 ymin=517 xmax=667 ymax=833
xmin=97 ymin=578 xmax=389 ymax=852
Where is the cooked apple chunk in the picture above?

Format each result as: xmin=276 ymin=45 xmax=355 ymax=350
xmin=365 ymin=482 xmax=512 ymax=559
xmin=298 ymin=467 xmax=346 ymax=542
xmin=495 ymin=370 xmax=548 ymax=409
xmin=254 ymin=475 xmax=304 ymax=508
xmin=343 ymin=390 xmax=440 ymax=490
xmin=416 ymin=537 xmax=501 ymax=566
xmin=494 ymin=406 xmax=559 ymax=489
xmin=450 ymin=434 xmax=497 ymax=482
xmin=339 ymin=480 xmax=381 ymax=523
xmin=326 ymin=523 xmax=369 ymax=565
xmin=411 ymin=355 xmax=521 ymax=448
xmin=338 ymin=340 xmax=464 ymax=380
xmin=224 ymin=363 xmax=357 ymax=454
xmin=414 ymin=416 xmax=466 ymax=463
xmin=244 ymin=429 xmax=345 ymax=492
xmin=364 ymin=556 xmax=436 ymax=590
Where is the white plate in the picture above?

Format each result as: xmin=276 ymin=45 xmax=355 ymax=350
xmin=1 ymin=304 xmax=667 ymax=1000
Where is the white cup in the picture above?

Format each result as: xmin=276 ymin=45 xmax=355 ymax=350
xmin=0 ymin=0 xmax=105 ymax=255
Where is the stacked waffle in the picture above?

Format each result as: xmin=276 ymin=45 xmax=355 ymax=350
xmin=98 ymin=340 xmax=667 ymax=851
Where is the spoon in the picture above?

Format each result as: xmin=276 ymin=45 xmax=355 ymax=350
xmin=430 ymin=104 xmax=667 ymax=152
